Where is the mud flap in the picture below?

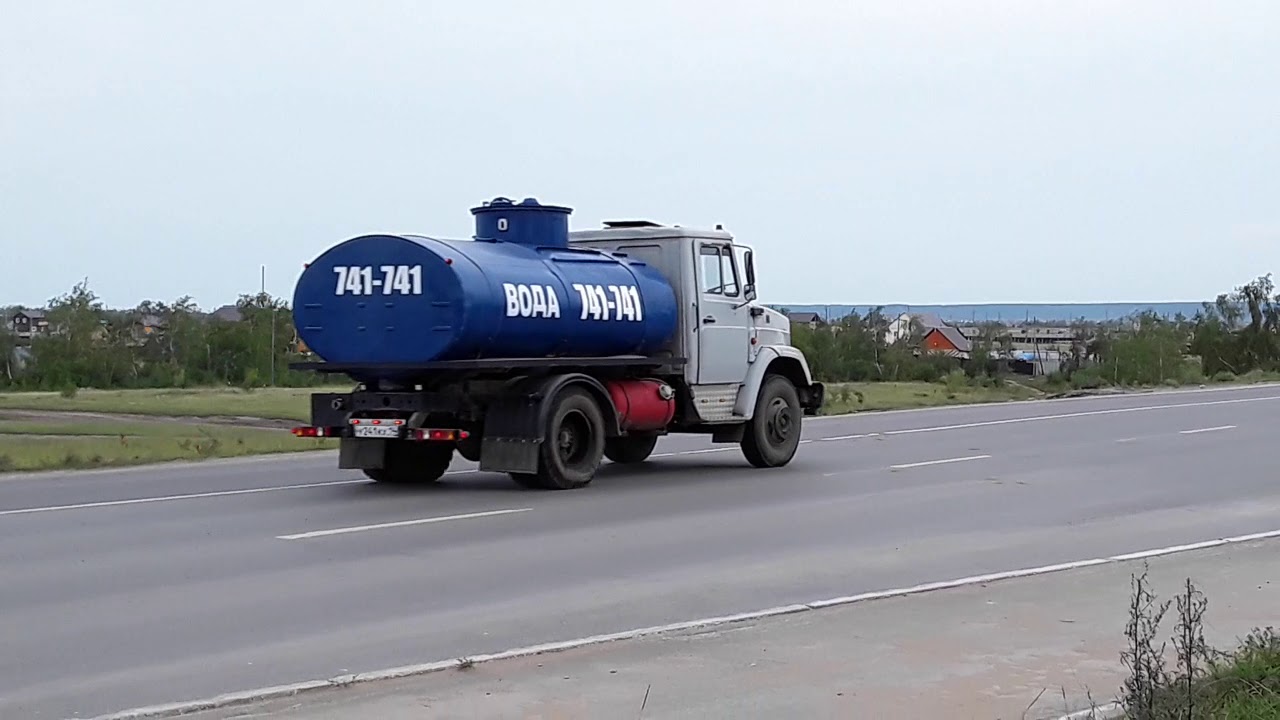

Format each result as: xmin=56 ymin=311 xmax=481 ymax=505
xmin=338 ymin=437 xmax=387 ymax=470
xmin=479 ymin=392 xmax=543 ymax=474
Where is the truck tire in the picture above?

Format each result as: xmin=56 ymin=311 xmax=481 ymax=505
xmin=509 ymin=386 xmax=605 ymax=490
xmin=604 ymin=435 xmax=658 ymax=464
xmin=741 ymin=374 xmax=803 ymax=469
xmin=364 ymin=441 xmax=453 ymax=484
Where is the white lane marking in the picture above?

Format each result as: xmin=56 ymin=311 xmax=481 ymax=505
xmin=822 ymin=433 xmax=878 ymax=441
xmin=1179 ymin=425 xmax=1236 ymax=435
xmin=680 ymin=447 xmax=736 ymax=455
xmin=889 ymin=454 xmax=991 ymax=470
xmin=87 ymin=527 xmax=1280 ymax=720
xmin=0 ymin=479 xmax=368 ymax=517
xmin=804 ymin=381 xmax=1280 ymax=422
xmin=0 ymin=469 xmax=482 ymax=517
xmin=276 ymin=508 xmax=532 ymax=540
xmin=846 ymin=394 xmax=1278 ymax=440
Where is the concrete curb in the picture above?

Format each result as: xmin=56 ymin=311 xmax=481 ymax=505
xmin=1054 ymin=701 xmax=1126 ymax=719
xmin=84 ymin=530 xmax=1280 ymax=720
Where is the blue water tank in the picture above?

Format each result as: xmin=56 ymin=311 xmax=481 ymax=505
xmin=292 ymin=198 xmax=680 ymax=369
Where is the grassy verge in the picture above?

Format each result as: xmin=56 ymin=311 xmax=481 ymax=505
xmin=819 ymin=377 xmax=1044 ymax=415
xmin=1073 ymin=566 xmax=1280 ymax=719
xmin=0 ymin=419 xmax=335 ymax=472
xmin=0 ymin=386 xmax=348 ymax=422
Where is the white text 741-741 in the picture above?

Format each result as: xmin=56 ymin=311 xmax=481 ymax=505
xmin=333 ymin=265 xmax=423 ymax=296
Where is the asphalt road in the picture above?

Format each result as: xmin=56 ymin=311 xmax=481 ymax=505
xmin=3 ymin=384 xmax=1279 ymax=719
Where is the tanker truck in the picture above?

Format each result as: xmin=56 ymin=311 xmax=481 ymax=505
xmin=288 ymin=196 xmax=825 ymax=490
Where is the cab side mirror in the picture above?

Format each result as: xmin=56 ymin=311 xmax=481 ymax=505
xmin=743 ymin=250 xmax=757 ymax=301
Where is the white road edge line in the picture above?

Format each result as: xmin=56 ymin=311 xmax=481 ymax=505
xmin=276 ymin=508 xmax=533 ymax=540
xmin=1054 ymin=702 xmax=1126 ymax=720
xmin=874 ymin=394 xmax=1277 ymax=437
xmin=84 ymin=528 xmax=1280 ymax=720
xmin=889 ymin=454 xmax=991 ymax=470
xmin=0 ymin=479 xmax=368 ymax=517
xmin=0 ymin=470 xmax=483 ymax=517
xmin=803 ymin=380 xmax=1280 ymax=422
xmin=1179 ymin=424 xmax=1236 ymax=435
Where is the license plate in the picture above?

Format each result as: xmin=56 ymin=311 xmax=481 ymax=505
xmin=353 ymin=423 xmax=400 ymax=439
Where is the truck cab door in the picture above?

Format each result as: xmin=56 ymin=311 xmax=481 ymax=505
xmin=695 ymin=242 xmax=751 ymax=385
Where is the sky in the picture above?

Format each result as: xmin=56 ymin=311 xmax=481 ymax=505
xmin=2 ymin=0 xmax=1277 ymax=311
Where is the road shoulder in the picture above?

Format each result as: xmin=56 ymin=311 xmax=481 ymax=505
xmin=173 ymin=538 xmax=1280 ymax=720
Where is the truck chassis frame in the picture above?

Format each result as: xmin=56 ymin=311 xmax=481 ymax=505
xmin=289 ymin=353 xmax=819 ymax=490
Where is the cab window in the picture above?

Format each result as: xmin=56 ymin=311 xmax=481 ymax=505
xmin=699 ymin=244 xmax=740 ymax=297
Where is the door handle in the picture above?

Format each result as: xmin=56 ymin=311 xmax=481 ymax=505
xmin=702 ymin=315 xmax=717 ymax=324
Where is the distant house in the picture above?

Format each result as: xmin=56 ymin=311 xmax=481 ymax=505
xmin=920 ymin=326 xmax=972 ymax=360
xmin=209 ymin=304 xmax=243 ymax=322
xmin=787 ymin=311 xmax=826 ymax=330
xmin=9 ymin=309 xmax=50 ymax=342
xmin=886 ymin=312 xmax=948 ymax=344
xmin=130 ymin=313 xmax=167 ymax=343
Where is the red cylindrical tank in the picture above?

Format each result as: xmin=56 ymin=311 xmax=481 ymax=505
xmin=605 ymin=379 xmax=676 ymax=432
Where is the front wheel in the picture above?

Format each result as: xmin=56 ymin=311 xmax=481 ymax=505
xmin=741 ymin=375 xmax=803 ymax=468
xmin=510 ymin=386 xmax=605 ymax=490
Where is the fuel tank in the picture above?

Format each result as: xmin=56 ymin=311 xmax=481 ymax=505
xmin=291 ymin=197 xmax=680 ymax=366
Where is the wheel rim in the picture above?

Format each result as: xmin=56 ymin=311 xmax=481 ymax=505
xmin=556 ymin=410 xmax=591 ymax=468
xmin=764 ymin=397 xmax=794 ymax=447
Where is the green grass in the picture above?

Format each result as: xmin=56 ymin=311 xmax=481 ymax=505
xmin=0 ymin=420 xmax=336 ymax=472
xmin=0 ymin=386 xmax=348 ymax=422
xmin=1130 ymin=628 xmax=1280 ymax=719
xmin=819 ymin=379 xmax=1044 ymax=415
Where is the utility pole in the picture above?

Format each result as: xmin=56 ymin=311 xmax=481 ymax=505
xmin=262 ymin=265 xmax=276 ymax=386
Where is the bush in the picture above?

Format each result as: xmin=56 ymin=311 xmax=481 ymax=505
xmin=1071 ymin=367 xmax=1109 ymax=389
xmin=942 ymin=369 xmax=969 ymax=393
xmin=1120 ymin=567 xmax=1280 ymax=720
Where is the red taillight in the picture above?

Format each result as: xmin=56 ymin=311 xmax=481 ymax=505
xmin=292 ymin=426 xmax=323 ymax=438
xmin=409 ymin=428 xmax=469 ymax=442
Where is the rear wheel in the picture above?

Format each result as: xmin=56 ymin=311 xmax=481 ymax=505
xmin=364 ymin=441 xmax=454 ymax=484
xmin=604 ymin=434 xmax=659 ymax=464
xmin=741 ymin=375 xmax=802 ymax=468
xmin=509 ymin=386 xmax=605 ymax=490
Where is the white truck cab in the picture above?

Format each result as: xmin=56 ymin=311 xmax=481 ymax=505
xmin=569 ymin=220 xmax=825 ymax=430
